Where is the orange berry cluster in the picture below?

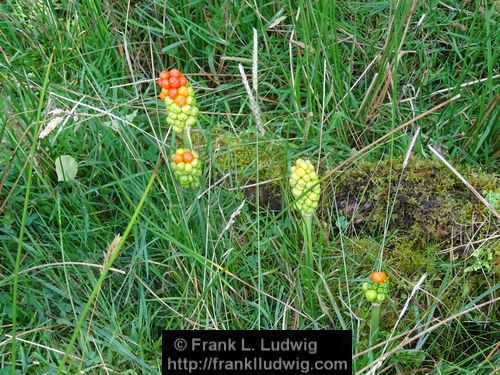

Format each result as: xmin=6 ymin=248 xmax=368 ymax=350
xmin=158 ymin=69 xmax=188 ymax=101
xmin=157 ymin=69 xmax=199 ymax=133
xmin=170 ymin=149 xmax=202 ymax=189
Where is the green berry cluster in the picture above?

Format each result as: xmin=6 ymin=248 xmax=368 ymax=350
xmin=289 ymin=158 xmax=320 ymax=215
xmin=165 ymin=88 xmax=199 ymax=133
xmin=170 ymin=149 xmax=202 ymax=189
xmin=362 ymin=279 xmax=389 ymax=303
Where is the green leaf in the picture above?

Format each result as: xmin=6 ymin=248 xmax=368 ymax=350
xmin=55 ymin=155 xmax=78 ymax=182
xmin=336 ymin=215 xmax=349 ymax=229
xmin=161 ymin=40 xmax=185 ymax=54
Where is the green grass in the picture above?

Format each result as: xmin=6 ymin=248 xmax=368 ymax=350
xmin=1 ymin=0 xmax=498 ymax=373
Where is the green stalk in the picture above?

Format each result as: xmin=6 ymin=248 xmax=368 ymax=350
xmin=183 ymin=126 xmax=192 ymax=149
xmin=368 ymin=302 xmax=381 ymax=364
xmin=301 ymin=214 xmax=314 ymax=311
xmin=11 ymin=53 xmax=53 ymax=374
xmin=56 ymin=160 xmax=160 ymax=373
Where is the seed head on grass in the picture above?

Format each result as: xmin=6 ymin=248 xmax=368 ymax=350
xmin=102 ymin=234 xmax=122 ymax=274
xmin=289 ymin=158 xmax=320 ymax=215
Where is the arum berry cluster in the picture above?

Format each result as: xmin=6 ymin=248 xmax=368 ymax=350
xmin=157 ymin=68 xmax=203 ymax=189
xmin=170 ymin=149 xmax=202 ymax=189
xmin=362 ymin=272 xmax=389 ymax=303
xmin=289 ymin=159 xmax=320 ymax=215
xmin=289 ymin=158 xmax=321 ymax=312
xmin=157 ymin=69 xmax=199 ymax=133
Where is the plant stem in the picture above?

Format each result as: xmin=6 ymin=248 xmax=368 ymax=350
xmin=368 ymin=302 xmax=381 ymax=364
xmin=301 ymin=214 xmax=314 ymax=311
xmin=183 ymin=126 xmax=192 ymax=149
xmin=10 ymin=53 xmax=53 ymax=375
xmin=56 ymin=159 xmax=160 ymax=373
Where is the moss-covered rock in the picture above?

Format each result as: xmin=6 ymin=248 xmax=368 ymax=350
xmin=320 ymin=156 xmax=499 ymax=243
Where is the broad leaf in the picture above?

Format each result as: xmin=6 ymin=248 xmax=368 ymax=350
xmin=55 ymin=155 xmax=78 ymax=182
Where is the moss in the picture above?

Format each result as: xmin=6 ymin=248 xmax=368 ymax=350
xmin=214 ymin=130 xmax=287 ymax=210
xmin=387 ymin=236 xmax=438 ymax=277
xmin=320 ymin=156 xmax=499 ymax=243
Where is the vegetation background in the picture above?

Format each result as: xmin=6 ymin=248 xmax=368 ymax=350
xmin=0 ymin=0 xmax=498 ymax=373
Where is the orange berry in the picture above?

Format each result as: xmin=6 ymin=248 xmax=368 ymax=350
xmin=175 ymin=95 xmax=187 ymax=106
xmin=173 ymin=154 xmax=183 ymax=163
xmin=157 ymin=78 xmax=165 ymax=88
xmin=168 ymin=77 xmax=180 ymax=89
xmin=159 ymin=91 xmax=167 ymax=101
xmin=168 ymin=88 xmax=178 ymax=99
xmin=169 ymin=69 xmax=181 ymax=78
xmin=159 ymin=70 xmax=169 ymax=79
xmin=182 ymin=151 xmax=194 ymax=163
xmin=370 ymin=271 xmax=387 ymax=284
xmin=179 ymin=76 xmax=188 ymax=86
xmin=178 ymin=86 xmax=188 ymax=96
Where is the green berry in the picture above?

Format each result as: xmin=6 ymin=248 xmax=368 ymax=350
xmin=171 ymin=148 xmax=203 ymax=189
xmin=365 ymin=290 xmax=377 ymax=302
xmin=289 ymin=159 xmax=320 ymax=215
xmin=164 ymin=86 xmax=199 ymax=133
